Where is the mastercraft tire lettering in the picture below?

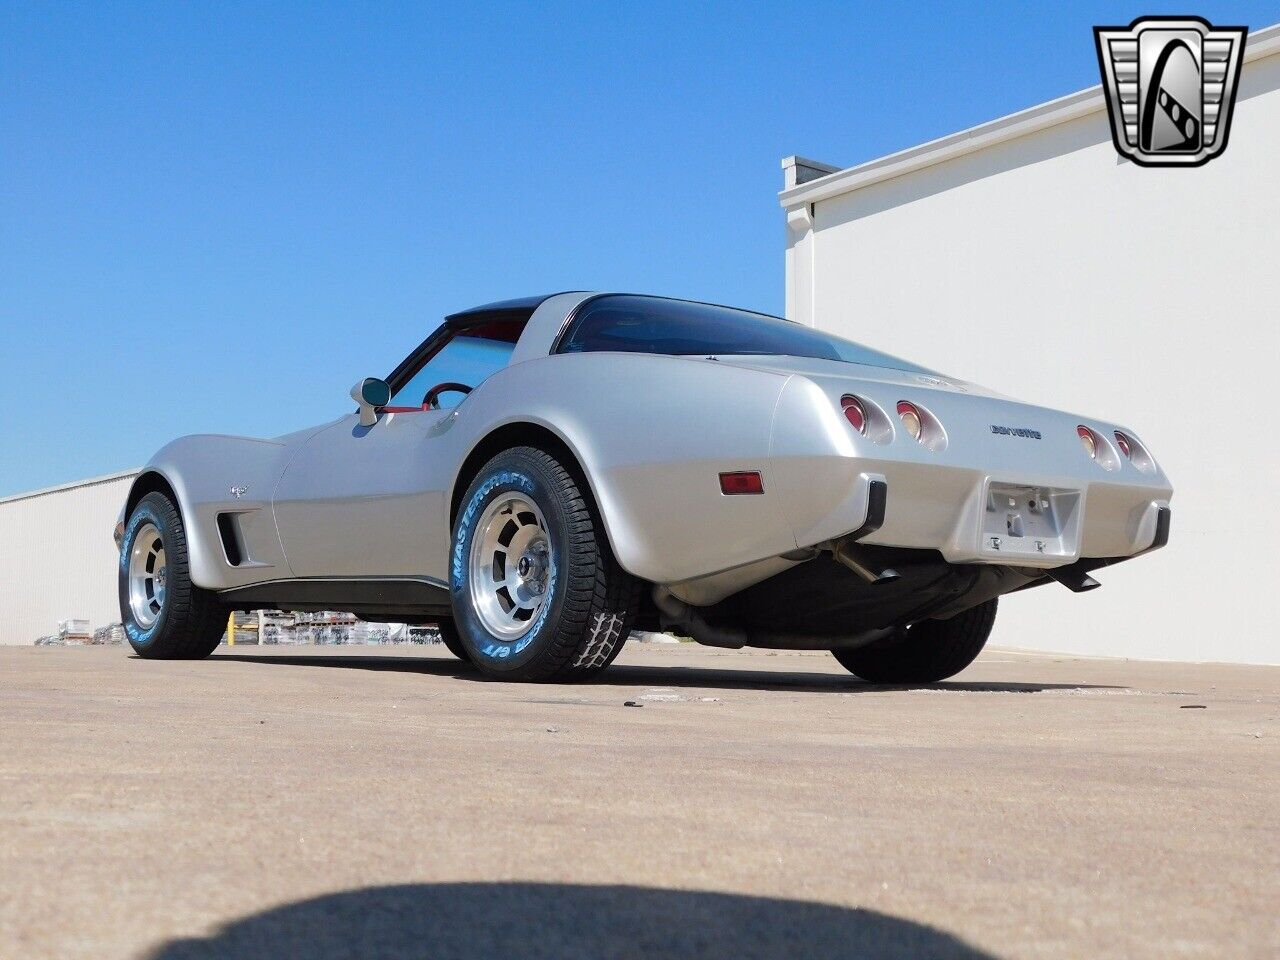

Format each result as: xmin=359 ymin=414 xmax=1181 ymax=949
xmin=450 ymin=447 xmax=640 ymax=681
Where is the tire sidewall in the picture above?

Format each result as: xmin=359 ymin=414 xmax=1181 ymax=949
xmin=119 ymin=495 xmax=175 ymax=654
xmin=450 ymin=454 xmax=569 ymax=675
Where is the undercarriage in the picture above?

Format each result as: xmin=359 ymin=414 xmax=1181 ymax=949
xmin=650 ymin=546 xmax=1040 ymax=651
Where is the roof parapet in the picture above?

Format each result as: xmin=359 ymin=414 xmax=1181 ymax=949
xmin=779 ymin=19 xmax=1280 ymax=208
xmin=780 ymin=155 xmax=842 ymax=190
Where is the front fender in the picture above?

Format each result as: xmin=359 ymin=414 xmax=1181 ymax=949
xmin=127 ymin=434 xmax=306 ymax=590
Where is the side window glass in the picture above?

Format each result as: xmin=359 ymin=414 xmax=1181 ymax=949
xmin=389 ymin=332 xmax=517 ymax=410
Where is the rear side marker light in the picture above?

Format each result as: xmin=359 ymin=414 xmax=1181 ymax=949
xmin=719 ymin=471 xmax=764 ymax=495
xmin=841 ymin=395 xmax=868 ymax=435
xmin=897 ymin=401 xmax=923 ymax=442
xmin=1078 ymin=425 xmax=1099 ymax=459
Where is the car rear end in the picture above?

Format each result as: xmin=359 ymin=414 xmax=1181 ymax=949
xmin=763 ymin=359 xmax=1172 ymax=572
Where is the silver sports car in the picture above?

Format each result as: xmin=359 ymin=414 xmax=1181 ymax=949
xmin=116 ymin=292 xmax=1172 ymax=681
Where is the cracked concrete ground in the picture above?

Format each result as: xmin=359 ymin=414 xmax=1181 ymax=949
xmin=1 ymin=643 xmax=1276 ymax=959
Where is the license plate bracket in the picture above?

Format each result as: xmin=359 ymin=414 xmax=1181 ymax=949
xmin=981 ymin=483 xmax=1081 ymax=563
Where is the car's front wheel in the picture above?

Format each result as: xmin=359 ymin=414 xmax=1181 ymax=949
xmin=119 ymin=491 xmax=228 ymax=659
xmin=450 ymin=446 xmax=641 ymax=681
xmin=832 ymin=599 xmax=998 ymax=683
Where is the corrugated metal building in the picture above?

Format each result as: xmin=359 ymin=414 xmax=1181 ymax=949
xmin=0 ymin=471 xmax=138 ymax=645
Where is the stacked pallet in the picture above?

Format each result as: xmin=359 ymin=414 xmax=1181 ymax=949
xmin=226 ymin=610 xmax=260 ymax=645
xmin=58 ymin=619 xmax=92 ymax=643
xmin=91 ymin=623 xmax=126 ymax=645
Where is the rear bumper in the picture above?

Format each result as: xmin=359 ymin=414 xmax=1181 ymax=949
xmin=778 ymin=457 xmax=1171 ymax=571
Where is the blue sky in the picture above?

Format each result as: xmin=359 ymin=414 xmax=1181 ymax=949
xmin=3 ymin=1 xmax=1277 ymax=496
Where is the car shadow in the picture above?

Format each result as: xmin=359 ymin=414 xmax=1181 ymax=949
xmin=205 ymin=651 xmax=1118 ymax=695
xmin=142 ymin=881 xmax=997 ymax=960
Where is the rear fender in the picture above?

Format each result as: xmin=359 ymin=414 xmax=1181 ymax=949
xmin=450 ymin=353 xmax=799 ymax=585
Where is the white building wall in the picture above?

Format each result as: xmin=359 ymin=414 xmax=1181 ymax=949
xmin=783 ymin=30 xmax=1280 ymax=664
xmin=0 ymin=472 xmax=137 ymax=644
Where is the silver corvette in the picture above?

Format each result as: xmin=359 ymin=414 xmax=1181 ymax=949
xmin=115 ymin=293 xmax=1172 ymax=681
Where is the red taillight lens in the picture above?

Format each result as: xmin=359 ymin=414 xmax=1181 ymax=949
xmin=897 ymin=401 xmax=923 ymax=442
xmin=1077 ymin=425 xmax=1098 ymax=459
xmin=1115 ymin=432 xmax=1132 ymax=458
xmin=719 ymin=471 xmax=764 ymax=495
xmin=841 ymin=395 xmax=868 ymax=435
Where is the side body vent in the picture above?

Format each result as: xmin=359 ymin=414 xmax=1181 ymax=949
xmin=216 ymin=513 xmax=246 ymax=567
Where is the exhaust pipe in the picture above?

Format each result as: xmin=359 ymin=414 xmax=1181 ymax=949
xmin=1047 ymin=566 xmax=1102 ymax=593
xmin=652 ymin=586 xmax=746 ymax=648
xmin=652 ymin=586 xmax=890 ymax=651
xmin=830 ymin=478 xmax=898 ymax=583
xmin=831 ymin=540 xmax=900 ymax=584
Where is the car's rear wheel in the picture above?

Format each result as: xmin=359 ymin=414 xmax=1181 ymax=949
xmin=450 ymin=446 xmax=641 ymax=681
xmin=832 ymin=599 xmax=998 ymax=683
xmin=119 ymin=491 xmax=227 ymax=659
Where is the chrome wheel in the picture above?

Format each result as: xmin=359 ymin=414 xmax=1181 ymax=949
xmin=468 ymin=493 xmax=554 ymax=640
xmin=127 ymin=522 xmax=167 ymax=630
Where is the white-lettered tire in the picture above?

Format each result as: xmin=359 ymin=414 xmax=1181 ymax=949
xmin=450 ymin=446 xmax=641 ymax=681
xmin=119 ymin=491 xmax=227 ymax=659
xmin=832 ymin=599 xmax=998 ymax=683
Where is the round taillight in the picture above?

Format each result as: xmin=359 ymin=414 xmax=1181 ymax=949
xmin=1078 ymin=425 xmax=1098 ymax=459
xmin=897 ymin=402 xmax=923 ymax=442
xmin=1115 ymin=431 xmax=1132 ymax=458
xmin=841 ymin=395 xmax=867 ymax=435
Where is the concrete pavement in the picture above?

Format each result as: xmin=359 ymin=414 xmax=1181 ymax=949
xmin=1 ymin=643 xmax=1276 ymax=959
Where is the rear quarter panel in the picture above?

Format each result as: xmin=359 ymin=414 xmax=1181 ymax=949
xmin=448 ymin=352 xmax=798 ymax=584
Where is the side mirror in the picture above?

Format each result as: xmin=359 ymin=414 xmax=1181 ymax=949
xmin=350 ymin=377 xmax=391 ymax=427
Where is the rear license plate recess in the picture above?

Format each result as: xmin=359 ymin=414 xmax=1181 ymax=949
xmin=981 ymin=483 xmax=1081 ymax=561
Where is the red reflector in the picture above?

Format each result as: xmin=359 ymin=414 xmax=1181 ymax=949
xmin=719 ymin=471 xmax=764 ymax=495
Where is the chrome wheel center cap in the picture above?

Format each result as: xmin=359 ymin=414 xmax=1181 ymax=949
xmin=518 ymin=552 xmax=546 ymax=591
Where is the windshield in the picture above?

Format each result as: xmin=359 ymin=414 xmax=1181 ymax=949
xmin=557 ymin=295 xmax=930 ymax=373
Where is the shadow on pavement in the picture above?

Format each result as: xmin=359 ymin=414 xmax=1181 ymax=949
xmin=206 ymin=652 xmax=1116 ymax=694
xmin=144 ymin=882 xmax=997 ymax=960
xmin=599 ymin=663 xmax=1116 ymax=694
